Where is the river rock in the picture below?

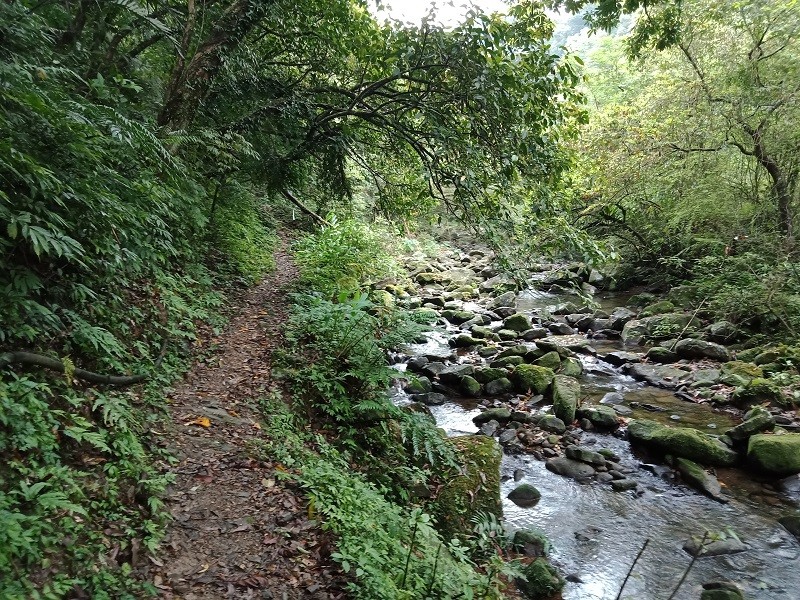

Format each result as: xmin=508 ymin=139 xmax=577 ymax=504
xmin=534 ymin=351 xmax=562 ymax=370
xmin=621 ymin=313 xmax=700 ymax=344
xmin=600 ymin=392 xmax=625 ymax=405
xmin=549 ymin=322 xmax=574 ymax=335
xmin=417 ymin=392 xmax=447 ymax=406
xmin=575 ymin=315 xmax=595 ymax=332
xmin=676 ymin=458 xmax=728 ymax=503
xmin=485 ymin=377 xmax=513 ymax=396
xmin=683 ymin=536 xmax=747 ymax=557
xmin=498 ymin=428 xmax=518 ymax=445
xmin=442 ymin=309 xmax=477 ymax=324
xmin=552 ymin=375 xmax=580 ymax=425
xmin=473 ymin=407 xmax=512 ymax=425
xmin=503 ymin=313 xmax=531 ymax=332
xmin=434 ymin=436 xmax=502 ymax=538
xmin=627 ymin=419 xmax=739 ymax=466
xmin=480 ymin=274 xmax=517 ymax=294
xmin=406 ymin=356 xmax=429 ymax=372
xmin=460 ymin=375 xmax=482 ymax=397
xmin=508 ymin=483 xmax=542 ymax=507
xmin=489 ymin=291 xmax=517 ymax=309
xmin=535 ymin=339 xmax=577 ymax=358
xmin=624 ymin=363 xmax=690 ymax=389
xmin=545 ymin=457 xmax=596 ymax=480
xmin=565 ymin=445 xmax=607 ymax=466
xmin=512 ymin=365 xmax=555 ymax=395
xmin=600 ymin=351 xmax=643 ymax=366
xmin=609 ymin=307 xmax=637 ymax=330
xmin=674 ymin=338 xmax=732 ymax=362
xmin=470 ymin=325 xmax=500 ymax=341
xmin=495 ymin=307 xmax=517 ymax=319
xmin=645 ymin=346 xmax=679 ymax=363
xmin=610 ymin=479 xmax=638 ymax=491
xmin=512 ymin=529 xmax=550 ymax=557
xmin=577 ymin=405 xmax=619 ymax=430
xmin=706 ymin=320 xmax=742 ymax=344
xmin=439 ymin=364 xmax=475 ymax=385
xmin=516 ymin=558 xmax=565 ymax=600
xmin=474 ymin=367 xmax=508 ymax=383
xmin=726 ymin=406 xmax=775 ymax=442
xmin=498 ymin=344 xmax=529 ymax=358
xmin=405 ymin=376 xmax=433 ymax=394
xmin=538 ymin=415 xmax=566 ymax=434
xmin=480 ymin=421 xmax=499 ymax=436
xmin=732 ymin=378 xmax=785 ymax=408
xmin=491 ymin=355 xmax=525 ymax=368
xmin=640 ymin=300 xmax=676 ymax=317
xmin=720 ymin=361 xmax=763 ymax=386
xmin=560 ymin=357 xmax=583 ymax=378
xmin=450 ymin=334 xmax=484 ymax=348
xmin=748 ymin=433 xmax=800 ymax=475
xmin=522 ymin=327 xmax=548 ymax=340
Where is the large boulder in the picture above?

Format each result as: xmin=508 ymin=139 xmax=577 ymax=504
xmin=545 ymin=457 xmax=595 ymax=480
xmin=621 ymin=313 xmax=700 ymax=344
xmin=512 ymin=365 xmax=555 ymax=395
xmin=706 ymin=321 xmax=742 ymax=344
xmin=726 ymin=406 xmax=775 ymax=442
xmin=748 ymin=433 xmax=800 ymax=475
xmin=720 ymin=360 xmax=763 ymax=386
xmin=516 ymin=559 xmax=565 ymax=600
xmin=485 ymin=377 xmax=513 ymax=396
xmin=508 ymin=483 xmax=542 ymax=508
xmin=552 ymin=375 xmax=580 ymax=425
xmin=534 ymin=351 xmax=562 ymax=371
xmin=473 ymin=367 xmax=509 ymax=384
xmin=473 ymin=407 xmax=512 ymax=425
xmin=627 ymin=420 xmax=739 ymax=466
xmin=640 ymin=300 xmax=676 ymax=317
xmin=576 ymin=405 xmax=619 ymax=430
xmin=433 ymin=436 xmax=502 ymax=538
xmin=624 ymin=363 xmax=690 ymax=389
xmin=504 ymin=313 xmax=532 ymax=333
xmin=674 ymin=338 xmax=731 ymax=362
xmin=439 ymin=364 xmax=475 ymax=385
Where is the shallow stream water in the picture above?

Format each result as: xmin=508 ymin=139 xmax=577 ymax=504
xmin=395 ymin=288 xmax=800 ymax=599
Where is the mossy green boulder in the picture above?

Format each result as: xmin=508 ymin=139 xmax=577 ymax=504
xmin=516 ymin=558 xmax=565 ymax=599
xmin=503 ymin=313 xmax=532 ymax=332
xmin=473 ymin=367 xmax=508 ymax=384
xmin=534 ymin=351 xmax=562 ymax=371
xmin=560 ymin=356 xmax=583 ymax=377
xmin=720 ymin=361 xmax=763 ymax=386
xmin=512 ymin=365 xmax=555 ymax=395
xmin=748 ymin=433 xmax=800 ymax=475
xmin=627 ymin=419 xmax=739 ymax=466
xmin=552 ymin=375 xmax=580 ymax=425
xmin=433 ymin=436 xmax=502 ymax=538
xmin=732 ymin=378 xmax=785 ymax=407
xmin=459 ymin=375 xmax=482 ymax=397
xmin=640 ymin=300 xmax=675 ymax=317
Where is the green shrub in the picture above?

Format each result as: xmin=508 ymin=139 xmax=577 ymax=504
xmin=294 ymin=216 xmax=400 ymax=297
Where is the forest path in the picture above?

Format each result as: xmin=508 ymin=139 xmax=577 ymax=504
xmin=142 ymin=235 xmax=345 ymax=599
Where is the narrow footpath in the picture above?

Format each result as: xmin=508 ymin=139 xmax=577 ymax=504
xmin=140 ymin=237 xmax=346 ymax=599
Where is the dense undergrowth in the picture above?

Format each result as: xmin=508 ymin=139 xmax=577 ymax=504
xmin=0 ymin=5 xmax=277 ymax=596
xmin=259 ymin=219 xmax=523 ymax=599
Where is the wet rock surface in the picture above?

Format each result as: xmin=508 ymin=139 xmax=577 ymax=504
xmin=387 ymin=247 xmax=800 ymax=599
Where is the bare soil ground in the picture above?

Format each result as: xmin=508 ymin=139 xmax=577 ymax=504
xmin=140 ymin=237 xmax=347 ymax=599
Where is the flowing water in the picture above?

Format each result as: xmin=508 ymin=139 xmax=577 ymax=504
xmin=395 ymin=287 xmax=800 ymax=599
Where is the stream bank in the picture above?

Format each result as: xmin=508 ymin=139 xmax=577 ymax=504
xmin=380 ymin=244 xmax=800 ymax=599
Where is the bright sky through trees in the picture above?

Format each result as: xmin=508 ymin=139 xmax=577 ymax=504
xmin=371 ymin=0 xmax=510 ymax=25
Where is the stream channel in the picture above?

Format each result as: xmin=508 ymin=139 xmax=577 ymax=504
xmin=391 ymin=287 xmax=800 ymax=599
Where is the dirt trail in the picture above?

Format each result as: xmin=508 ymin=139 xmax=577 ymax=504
xmin=142 ymin=236 xmax=345 ymax=599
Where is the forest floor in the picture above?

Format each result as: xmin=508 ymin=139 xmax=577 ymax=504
xmin=138 ymin=236 xmax=347 ymax=599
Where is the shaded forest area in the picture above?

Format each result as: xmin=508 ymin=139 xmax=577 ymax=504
xmin=1 ymin=0 xmax=799 ymax=598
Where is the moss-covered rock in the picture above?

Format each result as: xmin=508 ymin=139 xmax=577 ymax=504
xmin=504 ymin=313 xmax=532 ymax=333
xmin=405 ymin=375 xmax=433 ymax=395
xmin=512 ymin=529 xmax=551 ymax=557
xmin=627 ymin=419 xmax=739 ymax=466
xmin=497 ymin=344 xmax=530 ymax=358
xmin=485 ymin=377 xmax=513 ymax=395
xmin=645 ymin=346 xmax=679 ymax=363
xmin=449 ymin=334 xmax=484 ymax=348
xmin=433 ymin=436 xmax=502 ymax=539
xmin=576 ymin=405 xmax=618 ymax=430
xmin=416 ymin=271 xmax=444 ymax=285
xmin=720 ymin=361 xmax=763 ymax=386
xmin=473 ymin=408 xmax=512 ymax=425
xmin=491 ymin=355 xmax=525 ymax=368
xmin=732 ymin=378 xmax=785 ymax=408
xmin=516 ymin=559 xmax=565 ymax=599
xmin=640 ymin=300 xmax=676 ymax=317
xmin=507 ymin=483 xmax=541 ymax=507
xmin=460 ymin=375 xmax=482 ymax=397
xmin=512 ymin=365 xmax=555 ymax=395
xmin=559 ymin=356 xmax=583 ymax=377
xmin=534 ymin=351 xmax=562 ymax=371
xmin=726 ymin=406 xmax=775 ymax=442
xmin=552 ymin=375 xmax=580 ymax=425
xmin=473 ymin=367 xmax=508 ymax=384
xmin=748 ymin=433 xmax=800 ymax=475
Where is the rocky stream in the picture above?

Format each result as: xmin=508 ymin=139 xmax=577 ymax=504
xmin=381 ymin=247 xmax=800 ymax=600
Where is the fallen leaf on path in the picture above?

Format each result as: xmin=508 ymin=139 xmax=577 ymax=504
xmin=185 ymin=417 xmax=211 ymax=428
